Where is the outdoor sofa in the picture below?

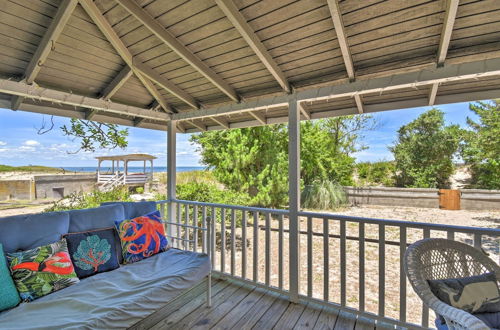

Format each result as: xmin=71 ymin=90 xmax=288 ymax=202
xmin=0 ymin=201 xmax=211 ymax=329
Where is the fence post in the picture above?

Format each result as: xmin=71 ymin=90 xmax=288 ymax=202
xmin=167 ymin=120 xmax=177 ymax=239
xmin=288 ymin=98 xmax=300 ymax=303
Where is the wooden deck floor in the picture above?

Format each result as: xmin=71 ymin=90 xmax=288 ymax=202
xmin=129 ymin=278 xmax=396 ymax=330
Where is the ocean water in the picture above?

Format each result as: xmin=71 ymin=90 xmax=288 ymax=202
xmin=61 ymin=166 xmax=206 ymax=173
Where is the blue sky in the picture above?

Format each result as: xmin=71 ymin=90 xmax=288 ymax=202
xmin=0 ymin=102 xmax=476 ymax=167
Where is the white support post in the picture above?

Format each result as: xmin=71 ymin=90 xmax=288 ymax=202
xmin=167 ymin=120 xmax=177 ymax=240
xmin=288 ymin=98 xmax=300 ymax=303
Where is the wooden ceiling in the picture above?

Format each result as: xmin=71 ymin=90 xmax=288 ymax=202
xmin=0 ymin=0 xmax=499 ymax=132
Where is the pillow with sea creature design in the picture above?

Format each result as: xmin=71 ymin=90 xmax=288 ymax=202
xmin=115 ymin=210 xmax=168 ymax=264
xmin=6 ymin=238 xmax=79 ymax=302
xmin=64 ymin=228 xmax=120 ymax=278
xmin=428 ymin=272 xmax=500 ymax=314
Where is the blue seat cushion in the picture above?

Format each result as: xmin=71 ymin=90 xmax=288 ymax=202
xmin=436 ymin=312 xmax=500 ymax=329
xmin=68 ymin=204 xmax=125 ymax=233
xmin=0 ymin=243 xmax=20 ymax=311
xmin=0 ymin=211 xmax=70 ymax=253
xmin=101 ymin=201 xmax=157 ymax=219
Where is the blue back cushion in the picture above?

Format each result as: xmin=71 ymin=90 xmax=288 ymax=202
xmin=0 ymin=243 xmax=20 ymax=311
xmin=101 ymin=201 xmax=157 ymax=219
xmin=0 ymin=211 xmax=70 ymax=253
xmin=68 ymin=204 xmax=125 ymax=233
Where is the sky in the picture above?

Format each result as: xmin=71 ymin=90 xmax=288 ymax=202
xmin=0 ymin=101 xmax=477 ymax=167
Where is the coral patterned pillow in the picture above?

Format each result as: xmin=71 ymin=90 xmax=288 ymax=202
xmin=64 ymin=228 xmax=120 ymax=278
xmin=6 ymin=239 xmax=79 ymax=302
xmin=115 ymin=210 xmax=168 ymax=264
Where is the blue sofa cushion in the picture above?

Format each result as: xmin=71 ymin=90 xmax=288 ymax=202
xmin=436 ymin=312 xmax=500 ymax=329
xmin=68 ymin=204 xmax=125 ymax=233
xmin=0 ymin=243 xmax=20 ymax=312
xmin=0 ymin=211 xmax=70 ymax=253
xmin=101 ymin=201 xmax=157 ymax=219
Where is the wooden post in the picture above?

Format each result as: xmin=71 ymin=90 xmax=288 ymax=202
xmin=167 ymin=120 xmax=177 ymax=239
xmin=288 ymin=98 xmax=300 ymax=303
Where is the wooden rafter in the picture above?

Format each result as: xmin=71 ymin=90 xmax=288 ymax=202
xmin=116 ymin=0 xmax=238 ymax=102
xmin=428 ymin=83 xmax=439 ymax=106
xmin=85 ymin=109 xmax=97 ymax=120
xmin=11 ymin=96 xmax=23 ymax=111
xmin=133 ymin=117 xmax=144 ymax=127
xmin=0 ymin=78 xmax=170 ymax=121
xmin=215 ymin=0 xmax=290 ymax=93
xmin=298 ymin=103 xmax=310 ymax=120
xmin=354 ymin=94 xmax=364 ymax=114
xmin=327 ymin=0 xmax=355 ymax=81
xmin=78 ymin=0 xmax=197 ymax=111
xmin=211 ymin=117 xmax=230 ymax=129
xmin=188 ymin=120 xmax=207 ymax=132
xmin=176 ymin=122 xmax=186 ymax=133
xmin=249 ymin=111 xmax=266 ymax=125
xmin=100 ymin=66 xmax=133 ymax=100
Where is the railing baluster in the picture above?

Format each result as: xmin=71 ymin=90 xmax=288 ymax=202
xmin=278 ymin=214 xmax=284 ymax=290
xmin=202 ymin=206 xmax=207 ymax=254
xmin=359 ymin=222 xmax=365 ymax=312
xmin=242 ymin=211 xmax=247 ymax=279
xmin=193 ymin=204 xmax=198 ymax=252
xmin=184 ymin=204 xmax=189 ymax=251
xmin=176 ymin=202 xmax=181 ymax=249
xmin=340 ymin=220 xmax=346 ymax=307
xmin=231 ymin=209 xmax=236 ymax=276
xmin=323 ymin=217 xmax=329 ymax=302
xmin=400 ymin=226 xmax=407 ymax=323
xmin=221 ymin=208 xmax=226 ymax=274
xmin=474 ymin=233 xmax=482 ymax=250
xmin=447 ymin=230 xmax=455 ymax=240
xmin=253 ymin=211 xmax=259 ymax=282
xmin=379 ymin=224 xmax=385 ymax=317
xmin=307 ymin=216 xmax=313 ymax=297
xmin=211 ymin=206 xmax=216 ymax=269
xmin=265 ymin=212 xmax=271 ymax=286
xmin=422 ymin=228 xmax=430 ymax=327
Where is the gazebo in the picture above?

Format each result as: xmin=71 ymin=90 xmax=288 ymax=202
xmin=95 ymin=153 xmax=155 ymax=190
xmin=1 ymin=0 xmax=500 ymax=328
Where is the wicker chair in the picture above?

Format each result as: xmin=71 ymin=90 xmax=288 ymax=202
xmin=404 ymin=238 xmax=500 ymax=330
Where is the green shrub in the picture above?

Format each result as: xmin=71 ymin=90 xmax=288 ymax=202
xmin=45 ymin=186 xmax=132 ymax=212
xmin=301 ymin=180 xmax=347 ymax=210
xmin=355 ymin=161 xmax=395 ymax=186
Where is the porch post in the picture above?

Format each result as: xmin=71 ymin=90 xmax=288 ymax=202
xmin=288 ymin=98 xmax=300 ymax=303
xmin=167 ymin=120 xmax=177 ymax=239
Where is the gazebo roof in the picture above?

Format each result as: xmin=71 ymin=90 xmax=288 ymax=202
xmin=1 ymin=0 xmax=499 ymax=132
xmin=95 ymin=153 xmax=156 ymax=161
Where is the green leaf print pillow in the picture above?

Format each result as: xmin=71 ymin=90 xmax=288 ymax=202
xmin=6 ymin=239 xmax=79 ymax=302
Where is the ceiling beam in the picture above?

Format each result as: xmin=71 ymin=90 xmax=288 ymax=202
xmin=11 ymin=96 xmax=23 ymax=111
xmin=249 ymin=111 xmax=266 ymax=125
xmin=437 ymin=0 xmax=460 ymax=65
xmin=428 ymin=83 xmax=439 ymax=106
xmin=85 ymin=109 xmax=97 ymax=120
xmin=100 ymin=65 xmax=133 ymax=100
xmin=188 ymin=120 xmax=207 ymax=132
xmin=176 ymin=122 xmax=186 ymax=133
xmin=298 ymin=103 xmax=310 ymax=120
xmin=327 ymin=0 xmax=355 ymax=81
xmin=116 ymin=0 xmax=239 ymax=102
xmin=25 ymin=0 xmax=78 ymax=84
xmin=137 ymin=73 xmax=174 ymax=113
xmin=78 ymin=0 xmax=196 ymax=111
xmin=215 ymin=0 xmax=290 ymax=93
xmin=171 ymin=57 xmax=500 ymax=122
xmin=0 ymin=78 xmax=170 ymax=121
xmin=210 ymin=117 xmax=230 ymax=129
xmin=354 ymin=94 xmax=364 ymax=114
xmin=133 ymin=117 xmax=145 ymax=127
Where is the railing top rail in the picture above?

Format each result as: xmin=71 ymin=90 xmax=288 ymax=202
xmin=158 ymin=199 xmax=290 ymax=215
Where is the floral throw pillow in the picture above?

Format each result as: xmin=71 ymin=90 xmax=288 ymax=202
xmin=115 ymin=210 xmax=168 ymax=264
xmin=64 ymin=228 xmax=120 ymax=278
xmin=6 ymin=239 xmax=79 ymax=302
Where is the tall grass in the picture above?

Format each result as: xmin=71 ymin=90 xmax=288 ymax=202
xmin=301 ymin=180 xmax=347 ymax=211
xmin=155 ymin=170 xmax=219 ymax=186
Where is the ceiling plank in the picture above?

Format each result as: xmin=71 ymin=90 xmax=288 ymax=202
xmin=210 ymin=117 xmax=230 ymax=129
xmin=354 ymin=94 xmax=364 ymax=114
xmin=25 ymin=0 xmax=78 ymax=84
xmin=437 ymin=0 xmax=460 ymax=65
xmin=215 ymin=0 xmax=290 ymax=93
xmin=116 ymin=0 xmax=239 ymax=102
xmin=327 ymin=0 xmax=355 ymax=81
xmin=0 ymin=78 xmax=170 ymax=122
xmin=78 ymin=0 xmax=196 ymax=110
xmin=249 ymin=111 xmax=267 ymax=125
xmin=100 ymin=66 xmax=133 ymax=100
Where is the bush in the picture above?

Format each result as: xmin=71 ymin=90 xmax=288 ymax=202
xmin=45 ymin=186 xmax=132 ymax=212
xmin=301 ymin=180 xmax=347 ymax=210
xmin=355 ymin=161 xmax=395 ymax=186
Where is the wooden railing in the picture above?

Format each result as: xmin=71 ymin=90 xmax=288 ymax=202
xmin=156 ymin=199 xmax=500 ymax=329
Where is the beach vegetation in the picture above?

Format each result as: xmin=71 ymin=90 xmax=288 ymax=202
xmin=0 ymin=164 xmax=60 ymax=173
xmin=45 ymin=186 xmax=131 ymax=212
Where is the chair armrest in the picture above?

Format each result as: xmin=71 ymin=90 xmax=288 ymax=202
xmin=426 ymin=294 xmax=490 ymax=330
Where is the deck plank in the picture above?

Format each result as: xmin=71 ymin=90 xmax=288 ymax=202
xmin=354 ymin=316 xmax=376 ymax=330
xmin=334 ymin=311 xmax=357 ymax=330
xmin=274 ymin=301 xmax=307 ymax=329
xmin=314 ymin=306 xmax=340 ymax=330
xmin=227 ymin=290 xmax=283 ymax=329
xmin=252 ymin=293 xmax=291 ymax=329
xmin=293 ymin=302 xmax=322 ymax=329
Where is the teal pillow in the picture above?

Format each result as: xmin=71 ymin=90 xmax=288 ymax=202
xmin=0 ymin=243 xmax=20 ymax=311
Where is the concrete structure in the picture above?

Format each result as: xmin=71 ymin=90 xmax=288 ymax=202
xmin=34 ymin=174 xmax=96 ymax=199
xmin=0 ymin=179 xmax=35 ymax=201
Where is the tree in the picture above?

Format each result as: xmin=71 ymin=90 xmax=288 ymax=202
xmin=191 ymin=115 xmax=375 ymax=208
xmin=390 ymin=108 xmax=461 ymax=188
xmin=461 ymin=100 xmax=500 ymax=189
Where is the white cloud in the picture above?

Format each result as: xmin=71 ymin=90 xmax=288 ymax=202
xmin=0 ymin=141 xmax=6 ymax=146
xmin=23 ymin=140 xmax=40 ymax=146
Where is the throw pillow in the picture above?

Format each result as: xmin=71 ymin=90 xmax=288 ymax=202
xmin=428 ymin=272 xmax=500 ymax=314
xmin=115 ymin=210 xmax=168 ymax=264
xmin=0 ymin=243 xmax=20 ymax=311
xmin=64 ymin=228 xmax=120 ymax=279
xmin=6 ymin=239 xmax=79 ymax=302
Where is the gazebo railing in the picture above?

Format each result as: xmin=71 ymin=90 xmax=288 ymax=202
xmin=156 ymin=199 xmax=500 ymax=329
